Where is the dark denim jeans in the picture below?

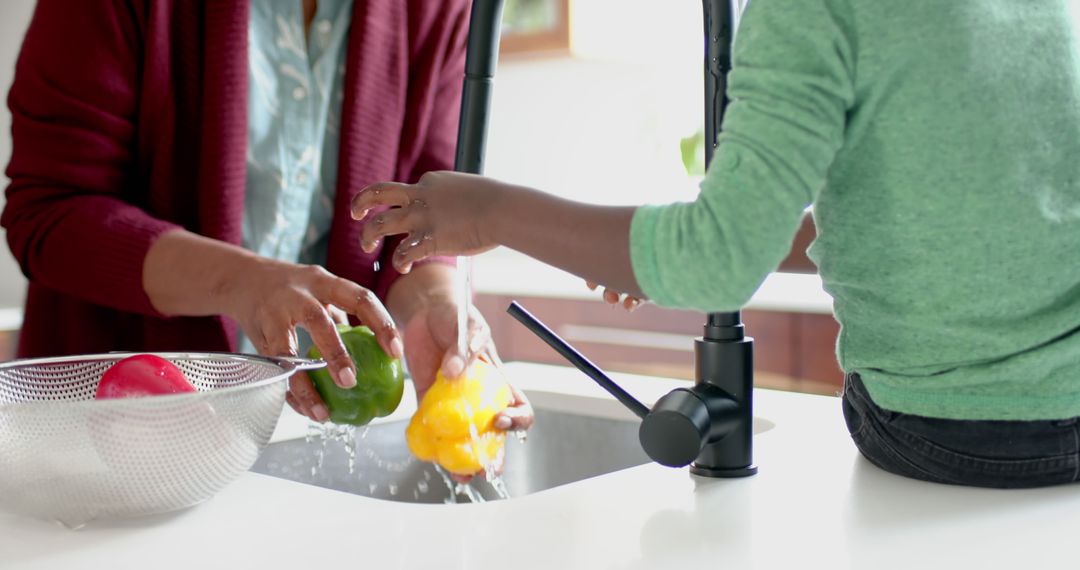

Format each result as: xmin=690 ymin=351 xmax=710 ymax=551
xmin=841 ymin=374 xmax=1080 ymax=488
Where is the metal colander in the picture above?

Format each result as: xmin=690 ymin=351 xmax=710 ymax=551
xmin=0 ymin=352 xmax=322 ymax=528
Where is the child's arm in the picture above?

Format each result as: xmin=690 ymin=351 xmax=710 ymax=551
xmin=352 ymin=172 xmax=644 ymax=296
xmin=353 ymin=0 xmax=855 ymax=312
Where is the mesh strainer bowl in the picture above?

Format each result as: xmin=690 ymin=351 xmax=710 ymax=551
xmin=0 ymin=352 xmax=323 ymax=528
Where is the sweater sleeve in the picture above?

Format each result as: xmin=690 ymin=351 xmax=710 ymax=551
xmin=2 ymin=0 xmax=178 ymax=317
xmin=630 ymin=0 xmax=855 ymax=311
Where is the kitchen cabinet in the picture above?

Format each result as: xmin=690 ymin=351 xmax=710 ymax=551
xmin=0 ymin=331 xmax=14 ymax=361
xmin=475 ymin=292 xmax=843 ymax=395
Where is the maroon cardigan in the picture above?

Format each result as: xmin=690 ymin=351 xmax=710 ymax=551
xmin=3 ymin=0 xmax=467 ymax=357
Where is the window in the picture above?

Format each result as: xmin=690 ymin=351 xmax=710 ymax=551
xmin=500 ymin=0 xmax=571 ymax=56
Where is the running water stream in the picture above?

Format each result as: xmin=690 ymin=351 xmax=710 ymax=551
xmin=456 ymin=256 xmax=471 ymax=360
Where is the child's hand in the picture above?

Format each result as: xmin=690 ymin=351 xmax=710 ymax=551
xmin=352 ymin=171 xmax=505 ymax=273
xmin=586 ymin=280 xmax=642 ymax=312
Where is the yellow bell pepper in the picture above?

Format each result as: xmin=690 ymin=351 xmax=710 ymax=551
xmin=405 ymin=358 xmax=512 ymax=475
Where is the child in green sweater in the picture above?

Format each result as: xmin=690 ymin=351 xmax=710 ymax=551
xmin=352 ymin=0 xmax=1080 ymax=488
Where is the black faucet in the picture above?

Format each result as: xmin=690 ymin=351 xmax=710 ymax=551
xmin=507 ymin=302 xmax=756 ymax=477
xmin=454 ymin=2 xmax=755 ymax=476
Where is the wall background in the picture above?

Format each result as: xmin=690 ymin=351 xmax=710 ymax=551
xmin=0 ymin=0 xmax=36 ymax=310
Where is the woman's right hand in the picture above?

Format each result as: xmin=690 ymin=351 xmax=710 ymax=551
xmin=223 ymin=258 xmax=404 ymax=423
xmin=143 ymin=230 xmax=403 ymax=423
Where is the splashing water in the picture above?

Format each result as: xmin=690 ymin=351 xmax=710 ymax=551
xmin=488 ymin=478 xmax=511 ymax=500
xmin=309 ymin=422 xmax=331 ymax=478
xmin=427 ymin=407 xmax=512 ymax=503
xmin=455 ymin=481 xmax=486 ymax=503
xmin=456 ymin=256 xmax=471 ymax=358
xmin=302 ymin=418 xmax=517 ymax=503
xmin=438 ymin=256 xmax=520 ymax=502
xmin=305 ymin=422 xmax=410 ymax=489
xmin=299 ymin=336 xmax=526 ymax=504
xmin=307 ymin=423 xmax=364 ymax=475
xmin=435 ymin=465 xmax=461 ymax=504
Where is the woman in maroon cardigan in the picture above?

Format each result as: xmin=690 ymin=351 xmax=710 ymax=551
xmin=2 ymin=0 xmax=532 ymax=449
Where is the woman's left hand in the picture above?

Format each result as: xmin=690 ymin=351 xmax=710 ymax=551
xmin=401 ymin=297 xmax=534 ymax=425
xmin=401 ymin=298 xmax=536 ymax=432
xmin=400 ymin=296 xmax=494 ymax=397
xmin=400 ymin=297 xmax=534 ymax=483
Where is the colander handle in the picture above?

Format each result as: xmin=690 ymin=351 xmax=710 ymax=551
xmin=269 ymin=356 xmax=326 ymax=372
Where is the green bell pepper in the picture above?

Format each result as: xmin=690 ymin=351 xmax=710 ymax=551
xmin=307 ymin=323 xmax=405 ymax=426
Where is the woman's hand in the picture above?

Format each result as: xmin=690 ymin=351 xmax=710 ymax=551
xmin=386 ymin=264 xmax=535 ymax=434
xmin=400 ymin=295 xmax=494 ymax=396
xmin=386 ymin=265 xmax=535 ymax=483
xmin=224 ymin=258 xmax=404 ymax=423
xmin=143 ymin=230 xmax=403 ymax=423
xmin=399 ymin=295 xmax=533 ymax=429
xmin=402 ymin=300 xmax=534 ymax=483
xmin=351 ymin=171 xmax=508 ymax=273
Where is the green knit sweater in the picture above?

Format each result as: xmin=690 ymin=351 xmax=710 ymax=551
xmin=630 ymin=0 xmax=1080 ymax=420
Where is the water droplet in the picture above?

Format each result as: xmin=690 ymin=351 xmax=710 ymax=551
xmin=344 ymin=425 xmax=357 ymax=474
xmin=487 ymin=474 xmax=511 ymax=500
xmin=455 ymin=482 xmax=485 ymax=503
xmin=435 ymin=466 xmax=459 ymax=504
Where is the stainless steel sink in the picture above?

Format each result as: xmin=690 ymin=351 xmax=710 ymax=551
xmin=250 ymin=409 xmax=651 ymax=503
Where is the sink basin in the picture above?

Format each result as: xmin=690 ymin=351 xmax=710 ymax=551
xmin=250 ymin=408 xmax=651 ymax=503
xmin=251 ymin=374 xmax=777 ymax=505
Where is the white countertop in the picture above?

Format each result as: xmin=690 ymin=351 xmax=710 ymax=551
xmin=3 ymin=362 xmax=1078 ymax=570
xmin=473 ymin=248 xmax=834 ymax=314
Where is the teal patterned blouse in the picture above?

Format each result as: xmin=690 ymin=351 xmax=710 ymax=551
xmin=244 ymin=0 xmax=353 ymax=266
xmin=241 ymin=0 xmax=353 ymax=353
